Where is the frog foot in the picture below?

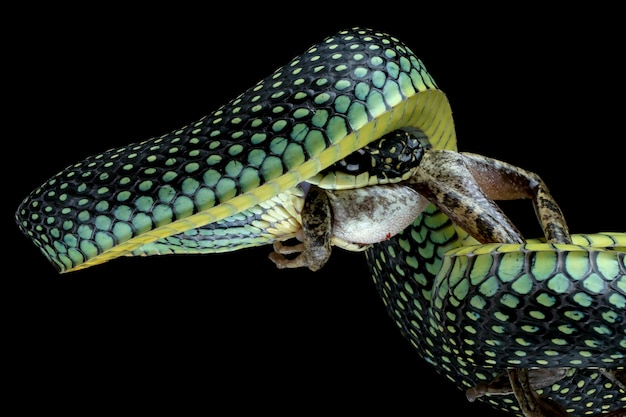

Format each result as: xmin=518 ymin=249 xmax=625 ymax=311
xmin=468 ymin=368 xmax=626 ymax=417
xmin=508 ymin=368 xmax=570 ymax=417
xmin=268 ymin=240 xmax=327 ymax=271
xmin=268 ymin=187 xmax=333 ymax=272
xmin=466 ymin=368 xmax=568 ymax=402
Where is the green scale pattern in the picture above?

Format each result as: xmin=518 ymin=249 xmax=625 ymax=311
xmin=434 ymin=245 xmax=626 ymax=368
xmin=366 ymin=205 xmax=626 ymax=416
xmin=15 ymin=28 xmax=436 ymax=272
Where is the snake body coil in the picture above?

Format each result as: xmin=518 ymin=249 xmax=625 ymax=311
xmin=367 ymin=207 xmax=625 ymax=415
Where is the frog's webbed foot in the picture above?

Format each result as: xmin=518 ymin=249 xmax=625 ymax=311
xmin=409 ymin=150 xmax=571 ymax=245
xmin=467 ymin=368 xmax=626 ymax=416
xmin=268 ymin=240 xmax=304 ymax=264
xmin=268 ymin=187 xmax=332 ymax=272
xmin=467 ymin=368 xmax=625 ymax=416
xmin=507 ymin=368 xmax=570 ymax=417
xmin=466 ymin=368 xmax=569 ymax=402
xmin=466 ymin=372 xmax=515 ymax=401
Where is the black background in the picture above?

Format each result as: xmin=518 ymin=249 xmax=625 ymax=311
xmin=6 ymin=5 xmax=624 ymax=415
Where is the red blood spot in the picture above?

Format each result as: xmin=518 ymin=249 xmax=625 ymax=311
xmin=385 ymin=232 xmax=391 ymax=239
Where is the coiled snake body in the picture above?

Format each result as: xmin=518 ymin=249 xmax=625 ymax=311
xmin=15 ymin=28 xmax=625 ymax=416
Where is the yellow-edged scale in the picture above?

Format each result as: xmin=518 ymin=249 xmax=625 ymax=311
xmin=15 ymin=28 xmax=625 ymax=416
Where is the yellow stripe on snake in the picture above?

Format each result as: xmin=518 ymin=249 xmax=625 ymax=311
xmin=15 ymin=28 xmax=625 ymax=416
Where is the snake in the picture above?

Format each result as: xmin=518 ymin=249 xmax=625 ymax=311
xmin=14 ymin=27 xmax=625 ymax=416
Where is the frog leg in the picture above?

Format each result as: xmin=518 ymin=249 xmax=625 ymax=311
xmin=466 ymin=368 xmax=569 ymax=402
xmin=508 ymin=368 xmax=570 ymax=417
xmin=408 ymin=149 xmax=571 ymax=245
xmin=269 ymin=186 xmax=332 ymax=272
xmin=459 ymin=151 xmax=571 ymax=244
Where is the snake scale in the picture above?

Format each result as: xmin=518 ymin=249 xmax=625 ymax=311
xmin=15 ymin=28 xmax=625 ymax=416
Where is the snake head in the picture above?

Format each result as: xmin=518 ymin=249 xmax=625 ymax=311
xmin=14 ymin=27 xmax=456 ymax=273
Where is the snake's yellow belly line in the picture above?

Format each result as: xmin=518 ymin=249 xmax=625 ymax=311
xmin=69 ymin=90 xmax=454 ymax=272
